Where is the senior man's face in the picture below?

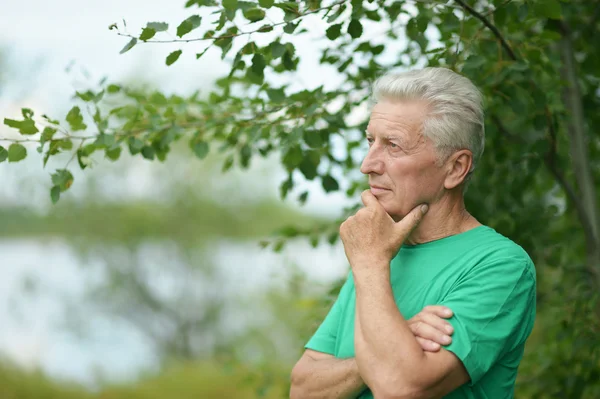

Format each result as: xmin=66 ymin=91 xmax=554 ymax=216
xmin=361 ymin=100 xmax=447 ymax=220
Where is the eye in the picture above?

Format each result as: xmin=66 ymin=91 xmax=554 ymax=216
xmin=389 ymin=142 xmax=398 ymax=148
xmin=367 ymin=137 xmax=374 ymax=146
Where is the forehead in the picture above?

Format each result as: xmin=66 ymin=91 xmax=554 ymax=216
xmin=367 ymin=100 xmax=428 ymax=137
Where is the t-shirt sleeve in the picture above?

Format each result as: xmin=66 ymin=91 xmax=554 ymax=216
xmin=440 ymin=255 xmax=536 ymax=385
xmin=304 ymin=273 xmax=352 ymax=355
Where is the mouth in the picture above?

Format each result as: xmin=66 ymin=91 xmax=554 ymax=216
xmin=369 ymin=185 xmax=391 ymax=195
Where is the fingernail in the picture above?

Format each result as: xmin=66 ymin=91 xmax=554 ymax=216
xmin=446 ymin=325 xmax=454 ymax=334
xmin=443 ymin=335 xmax=451 ymax=344
xmin=444 ymin=309 xmax=453 ymax=317
xmin=421 ymin=204 xmax=429 ymax=214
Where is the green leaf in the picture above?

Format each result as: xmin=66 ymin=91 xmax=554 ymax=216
xmin=3 ymin=118 xmax=39 ymax=135
xmin=267 ymin=88 xmax=286 ymax=103
xmin=271 ymin=42 xmax=286 ymax=58
xmin=8 ymin=143 xmax=27 ymax=162
xmin=76 ymin=90 xmax=95 ymax=102
xmin=326 ymin=24 xmax=342 ymax=40
xmin=119 ymin=38 xmax=137 ymax=54
xmin=50 ymin=186 xmax=61 ymax=204
xmin=177 ymin=15 xmax=201 ymax=37
xmin=77 ymin=146 xmax=94 ymax=169
xmin=243 ymin=8 xmax=265 ymax=22
xmin=240 ymin=144 xmax=251 ymax=168
xmin=327 ymin=4 xmax=346 ymax=22
xmin=66 ymin=106 xmax=87 ymax=131
xmin=365 ymin=10 xmax=381 ymax=21
xmin=282 ymin=48 xmax=296 ymax=70
xmin=51 ymin=169 xmax=74 ymax=192
xmin=327 ymin=231 xmax=339 ymax=245
xmin=278 ymin=225 xmax=298 ymax=238
xmin=273 ymin=240 xmax=285 ymax=252
xmin=223 ymin=0 xmax=237 ymax=10
xmin=283 ymin=22 xmax=298 ymax=34
xmin=107 ymin=84 xmax=121 ymax=93
xmin=21 ymin=108 xmax=34 ymax=118
xmin=322 ymin=174 xmax=339 ymax=192
xmin=303 ymin=129 xmax=323 ymax=148
xmin=533 ymin=0 xmax=562 ymax=19
xmin=139 ymin=27 xmax=156 ymax=41
xmin=41 ymin=114 xmax=60 ymax=125
xmin=141 ymin=145 xmax=156 ymax=160
xmin=0 ymin=146 xmax=7 ymax=163
xmin=128 ymin=137 xmax=145 ymax=155
xmin=94 ymin=133 xmax=114 ymax=148
xmin=299 ymin=155 xmax=319 ymax=180
xmin=105 ymin=146 xmax=122 ymax=161
xmin=280 ymin=175 xmax=293 ymax=199
xmin=166 ymin=50 xmax=183 ymax=66
xmin=298 ymin=191 xmax=309 ymax=205
xmin=147 ymin=22 xmax=168 ymax=32
xmin=283 ymin=145 xmax=303 ymax=169
xmin=40 ymin=127 xmax=57 ymax=148
xmin=192 ymin=140 xmax=209 ymax=159
xmin=251 ymin=53 xmax=266 ymax=75
xmin=222 ymin=154 xmax=234 ymax=172
xmin=258 ymin=0 xmax=274 ymax=7
xmin=348 ymin=19 xmax=363 ymax=39
xmin=258 ymin=24 xmax=273 ymax=32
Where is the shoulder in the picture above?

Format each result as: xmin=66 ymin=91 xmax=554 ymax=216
xmin=470 ymin=226 xmax=536 ymax=280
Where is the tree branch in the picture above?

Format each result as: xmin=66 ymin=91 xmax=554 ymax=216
xmin=459 ymin=0 xmax=599 ymax=279
xmin=558 ymin=20 xmax=600 ymax=274
xmin=116 ymin=0 xmax=346 ymax=44
xmin=493 ymin=114 xmax=599 ymax=279
xmin=454 ymin=0 xmax=517 ymax=60
xmin=483 ymin=0 xmax=513 ymax=17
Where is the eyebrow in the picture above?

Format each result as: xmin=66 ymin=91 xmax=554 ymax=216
xmin=366 ymin=130 xmax=406 ymax=145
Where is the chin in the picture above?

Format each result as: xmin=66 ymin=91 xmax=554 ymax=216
xmin=379 ymin=202 xmax=403 ymax=220
xmin=378 ymin=200 xmax=410 ymax=220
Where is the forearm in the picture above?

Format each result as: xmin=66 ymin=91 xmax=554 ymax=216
xmin=353 ymin=269 xmax=427 ymax=393
xmin=290 ymin=357 xmax=366 ymax=399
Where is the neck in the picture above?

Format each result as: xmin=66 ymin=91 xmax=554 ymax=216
xmin=405 ymin=190 xmax=481 ymax=245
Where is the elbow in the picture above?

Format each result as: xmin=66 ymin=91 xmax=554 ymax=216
xmin=372 ymin=386 xmax=427 ymax=399
xmin=370 ymin=375 xmax=430 ymax=399
xmin=289 ymin=361 xmax=308 ymax=399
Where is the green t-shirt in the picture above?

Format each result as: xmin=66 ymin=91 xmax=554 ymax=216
xmin=305 ymin=225 xmax=536 ymax=398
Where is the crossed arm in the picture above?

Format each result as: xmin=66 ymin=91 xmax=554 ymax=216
xmin=290 ymin=304 xmax=465 ymax=399
xmin=352 ymin=271 xmax=469 ymax=399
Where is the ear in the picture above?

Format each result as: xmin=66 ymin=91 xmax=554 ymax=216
xmin=444 ymin=150 xmax=473 ymax=190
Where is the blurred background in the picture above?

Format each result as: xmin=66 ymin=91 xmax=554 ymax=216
xmin=1 ymin=0 xmax=600 ymax=398
xmin=0 ymin=0 xmax=353 ymax=397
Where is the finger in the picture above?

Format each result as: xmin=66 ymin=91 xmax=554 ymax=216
xmin=394 ymin=203 xmax=428 ymax=238
xmin=360 ymin=189 xmax=381 ymax=209
xmin=422 ymin=305 xmax=454 ymax=318
xmin=416 ymin=337 xmax=441 ymax=352
xmin=410 ymin=320 xmax=452 ymax=345
xmin=419 ymin=311 xmax=454 ymax=336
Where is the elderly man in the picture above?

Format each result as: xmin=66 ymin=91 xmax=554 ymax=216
xmin=290 ymin=68 xmax=536 ymax=398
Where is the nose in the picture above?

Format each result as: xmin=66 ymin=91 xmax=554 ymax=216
xmin=360 ymin=142 xmax=385 ymax=175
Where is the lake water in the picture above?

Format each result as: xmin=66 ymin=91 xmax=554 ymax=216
xmin=0 ymin=237 xmax=348 ymax=386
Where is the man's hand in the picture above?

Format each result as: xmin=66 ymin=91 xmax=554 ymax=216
xmin=340 ymin=190 xmax=428 ymax=273
xmin=409 ymin=305 xmax=454 ymax=352
xmin=291 ymin=305 xmax=454 ymax=398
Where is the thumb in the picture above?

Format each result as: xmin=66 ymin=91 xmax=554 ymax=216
xmin=361 ymin=189 xmax=380 ymax=209
xmin=394 ymin=204 xmax=428 ymax=242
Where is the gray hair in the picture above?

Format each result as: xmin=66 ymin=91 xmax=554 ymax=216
xmin=371 ymin=67 xmax=485 ymax=178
